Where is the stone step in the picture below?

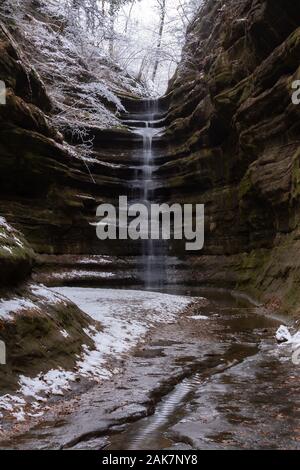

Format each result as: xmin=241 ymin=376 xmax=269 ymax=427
xmin=32 ymin=255 xmax=187 ymax=288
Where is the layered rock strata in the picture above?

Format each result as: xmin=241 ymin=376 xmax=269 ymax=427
xmin=159 ymin=0 xmax=300 ymax=313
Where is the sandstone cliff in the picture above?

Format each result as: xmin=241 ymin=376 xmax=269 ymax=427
xmin=0 ymin=1 xmax=142 ymax=397
xmin=162 ymin=0 xmax=300 ymax=314
xmin=1 ymin=0 xmax=300 ymax=413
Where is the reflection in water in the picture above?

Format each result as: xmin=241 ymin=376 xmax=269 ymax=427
xmin=107 ymin=292 xmax=296 ymax=451
xmin=2 ymin=288 xmax=297 ymax=451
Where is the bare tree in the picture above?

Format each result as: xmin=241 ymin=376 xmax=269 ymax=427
xmin=102 ymin=0 xmax=138 ymax=57
xmin=124 ymin=0 xmax=135 ymax=34
xmin=151 ymin=0 xmax=166 ymax=82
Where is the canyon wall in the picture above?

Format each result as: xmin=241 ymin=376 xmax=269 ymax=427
xmin=0 ymin=3 xmax=141 ymax=390
xmin=0 ymin=1 xmax=148 ymax=290
xmin=161 ymin=0 xmax=300 ymax=313
xmin=1 ymin=0 xmax=300 ymax=316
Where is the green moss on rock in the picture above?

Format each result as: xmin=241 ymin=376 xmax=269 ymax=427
xmin=0 ymin=218 xmax=35 ymax=285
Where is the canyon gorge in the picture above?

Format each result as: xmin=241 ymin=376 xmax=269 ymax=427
xmin=0 ymin=0 xmax=300 ymax=450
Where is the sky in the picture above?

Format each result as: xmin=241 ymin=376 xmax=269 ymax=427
xmin=116 ymin=0 xmax=191 ymax=94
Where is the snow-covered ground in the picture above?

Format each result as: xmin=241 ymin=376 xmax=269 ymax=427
xmin=58 ymin=288 xmax=194 ymax=381
xmin=276 ymin=325 xmax=300 ymax=349
xmin=274 ymin=325 xmax=300 ymax=366
xmin=49 ymin=271 xmax=116 ymax=281
xmin=0 ymin=288 xmax=195 ymax=429
xmin=0 ymin=284 xmax=69 ymax=322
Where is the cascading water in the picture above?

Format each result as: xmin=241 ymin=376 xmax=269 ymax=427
xmin=128 ymin=100 xmax=167 ymax=289
xmin=141 ymin=121 xmax=156 ymax=288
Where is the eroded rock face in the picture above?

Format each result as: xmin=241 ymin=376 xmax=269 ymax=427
xmin=0 ymin=20 xmax=111 ymax=397
xmin=1 ymin=0 xmax=300 ymax=312
xmin=0 ymin=15 xmax=141 ymax=258
xmin=161 ymin=0 xmax=300 ymax=313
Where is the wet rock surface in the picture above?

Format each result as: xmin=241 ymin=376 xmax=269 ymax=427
xmin=0 ymin=6 xmax=149 ymax=401
xmin=1 ymin=290 xmax=297 ymax=451
xmin=1 ymin=0 xmax=300 ymax=452
xmin=162 ymin=0 xmax=300 ymax=313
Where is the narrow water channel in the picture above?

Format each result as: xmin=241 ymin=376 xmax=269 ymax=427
xmin=105 ymin=289 xmax=298 ymax=451
xmin=1 ymin=288 xmax=298 ymax=450
xmin=1 ymin=95 xmax=298 ymax=450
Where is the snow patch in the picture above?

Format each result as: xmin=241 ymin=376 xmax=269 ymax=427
xmin=276 ymin=325 xmax=300 ymax=348
xmin=0 ymin=217 xmax=11 ymax=232
xmin=56 ymin=288 xmax=194 ymax=382
xmin=275 ymin=325 xmax=300 ymax=346
xmin=60 ymin=329 xmax=70 ymax=339
xmin=0 ymin=216 xmax=24 ymax=250
xmin=19 ymin=370 xmax=76 ymax=399
xmin=189 ymin=315 xmax=209 ymax=320
xmin=0 ymin=288 xmax=195 ymax=427
xmin=276 ymin=325 xmax=292 ymax=343
xmin=51 ymin=271 xmax=115 ymax=280
xmin=1 ymin=246 xmax=13 ymax=255
xmin=0 ymin=298 xmax=37 ymax=321
xmin=29 ymin=284 xmax=69 ymax=306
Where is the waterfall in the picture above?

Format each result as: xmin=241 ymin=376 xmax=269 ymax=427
xmin=128 ymin=100 xmax=167 ymax=290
